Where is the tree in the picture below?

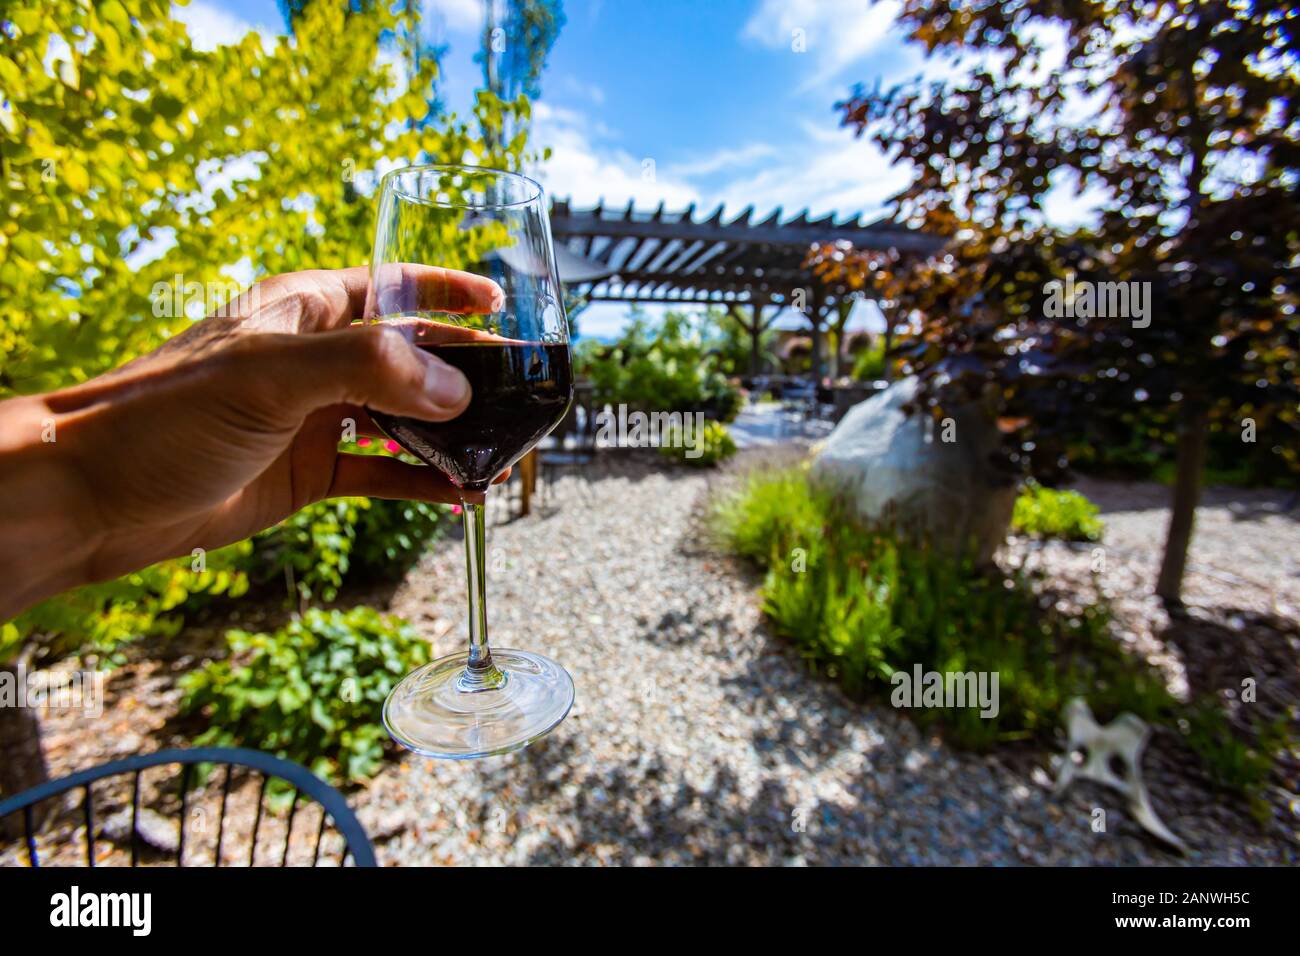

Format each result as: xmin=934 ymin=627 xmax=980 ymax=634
xmin=827 ymin=0 xmax=1298 ymax=606
xmin=477 ymin=0 xmax=565 ymax=149
xmin=0 ymin=0 xmax=530 ymax=798
xmin=575 ymin=308 xmax=739 ymax=415
xmin=808 ymin=242 xmax=930 ymax=381
xmin=717 ymin=303 xmax=777 ymax=377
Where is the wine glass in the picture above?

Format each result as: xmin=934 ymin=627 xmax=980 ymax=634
xmin=364 ymin=164 xmax=575 ymax=759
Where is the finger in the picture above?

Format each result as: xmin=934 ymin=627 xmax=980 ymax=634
xmin=367 ymin=262 xmax=505 ymax=319
xmin=329 ymin=454 xmax=479 ymax=503
xmin=234 ymin=265 xmax=503 ymax=333
xmin=244 ymin=324 xmax=471 ymax=422
xmin=304 ymin=405 xmax=387 ymax=441
xmin=226 ymin=269 xmax=365 ymax=332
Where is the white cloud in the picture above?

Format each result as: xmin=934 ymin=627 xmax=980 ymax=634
xmin=742 ymin=0 xmax=902 ymax=93
xmin=532 ymin=95 xmax=908 ymax=226
xmin=668 ymin=143 xmax=777 ymax=179
xmin=422 ymin=0 xmax=483 ymax=34
xmin=530 ymin=102 xmax=700 ymax=208
xmin=536 ymin=104 xmax=917 ymax=342
xmin=170 ymin=1 xmax=277 ymax=52
xmin=711 ymin=118 xmax=911 ymax=223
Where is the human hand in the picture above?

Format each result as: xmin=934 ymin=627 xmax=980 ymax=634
xmin=0 ymin=265 xmax=505 ymax=618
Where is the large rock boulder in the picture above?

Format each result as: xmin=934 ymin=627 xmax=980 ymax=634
xmin=810 ymin=376 xmax=1017 ymax=563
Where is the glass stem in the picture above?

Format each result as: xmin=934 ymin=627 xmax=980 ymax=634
xmin=456 ymin=498 xmax=507 ymax=692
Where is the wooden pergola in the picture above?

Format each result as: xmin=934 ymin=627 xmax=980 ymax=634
xmin=549 ymin=199 xmax=944 ymax=378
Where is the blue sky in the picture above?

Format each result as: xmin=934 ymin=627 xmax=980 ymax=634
xmin=178 ymin=1 xmax=1094 ymax=338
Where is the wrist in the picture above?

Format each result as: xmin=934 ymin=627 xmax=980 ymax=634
xmin=0 ymin=395 xmax=104 ymax=619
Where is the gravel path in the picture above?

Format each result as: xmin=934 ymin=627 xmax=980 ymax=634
xmin=359 ymin=454 xmax=1298 ymax=865
xmin=8 ymin=450 xmax=1294 ymax=866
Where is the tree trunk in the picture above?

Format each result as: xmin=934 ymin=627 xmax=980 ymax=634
xmin=0 ymin=656 xmax=50 ymax=839
xmin=749 ymin=303 xmax=764 ymax=377
xmin=1155 ymin=401 xmax=1209 ymax=607
xmin=810 ymin=320 xmax=823 ymax=381
xmin=882 ymin=318 xmax=895 ymax=381
xmin=829 ymin=300 xmax=853 ymax=381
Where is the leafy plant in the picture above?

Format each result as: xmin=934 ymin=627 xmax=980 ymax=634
xmin=181 ymin=607 xmax=430 ymax=786
xmin=711 ymin=464 xmax=828 ymax=565
xmin=3 ymin=543 xmax=250 ymax=667
xmin=711 ymin=468 xmax=1255 ymax=764
xmin=1012 ymin=482 xmax=1104 ymax=542
xmin=241 ymin=437 xmax=452 ymax=602
xmin=245 ymin=499 xmax=368 ymax=604
xmin=352 ymin=498 xmax=452 ymax=579
xmin=850 ymin=337 xmax=888 ymax=382
xmin=816 ymin=0 xmax=1299 ymax=605
xmin=658 ymin=419 xmax=737 ymax=469
xmin=576 ymin=310 xmax=743 ymax=421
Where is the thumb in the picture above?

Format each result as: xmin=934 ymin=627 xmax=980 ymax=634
xmin=243 ymin=324 xmax=472 ymax=422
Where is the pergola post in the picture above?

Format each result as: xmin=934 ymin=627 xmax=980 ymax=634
xmin=749 ymin=300 xmax=767 ymax=377
xmin=809 ymin=286 xmax=825 ymax=382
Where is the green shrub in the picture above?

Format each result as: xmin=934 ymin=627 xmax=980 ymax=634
xmin=703 ymin=379 xmax=745 ymax=424
xmin=714 ymin=468 xmax=1174 ymax=749
xmin=658 ymin=419 xmax=737 ymax=468
xmin=714 ymin=467 xmax=1284 ymax=794
xmin=352 ymin=498 xmax=452 ymax=578
xmin=576 ymin=311 xmax=743 ymax=418
xmin=242 ymin=440 xmax=452 ymax=602
xmin=3 ymin=543 xmax=251 ymax=667
xmin=851 ymin=338 xmax=888 ymax=381
xmin=712 ymin=464 xmax=829 ymax=564
xmin=1012 ymin=481 xmax=1104 ymax=541
xmin=245 ymin=499 xmax=367 ymax=603
xmin=180 ymin=607 xmax=430 ymax=786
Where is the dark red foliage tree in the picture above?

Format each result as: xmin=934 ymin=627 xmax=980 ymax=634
xmin=824 ymin=0 xmax=1298 ymax=606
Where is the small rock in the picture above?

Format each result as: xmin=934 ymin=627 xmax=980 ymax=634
xmin=101 ymin=807 xmax=178 ymax=854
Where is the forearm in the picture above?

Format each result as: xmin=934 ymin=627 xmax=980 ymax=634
xmin=0 ymin=395 xmax=101 ymax=620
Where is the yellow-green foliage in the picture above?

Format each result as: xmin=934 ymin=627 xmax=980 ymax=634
xmin=1 ymin=0 xmax=528 ymax=393
xmin=0 ymin=0 xmax=527 ymax=658
xmin=658 ymin=419 xmax=737 ymax=468
xmin=1012 ymin=481 xmax=1104 ymax=541
xmin=3 ymin=542 xmax=251 ymax=665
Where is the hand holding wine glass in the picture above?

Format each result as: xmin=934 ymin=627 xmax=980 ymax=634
xmin=0 ymin=266 xmax=503 ymax=620
xmin=366 ymin=164 xmax=576 ymax=760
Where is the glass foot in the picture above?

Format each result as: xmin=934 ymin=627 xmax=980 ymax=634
xmin=383 ymin=648 xmax=575 ymax=759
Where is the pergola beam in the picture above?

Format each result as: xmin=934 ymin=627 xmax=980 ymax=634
xmin=552 ymin=210 xmax=940 ymax=253
xmin=551 ymin=200 xmax=942 ymax=376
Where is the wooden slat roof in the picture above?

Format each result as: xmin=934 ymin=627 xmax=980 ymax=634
xmin=549 ymin=199 xmax=944 ymax=308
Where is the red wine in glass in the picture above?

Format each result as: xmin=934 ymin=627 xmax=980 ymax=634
xmin=369 ymin=335 xmax=573 ymax=493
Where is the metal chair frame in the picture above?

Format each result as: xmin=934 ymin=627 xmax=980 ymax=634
xmin=538 ymin=384 xmax=600 ymax=505
xmin=0 ymin=746 xmax=376 ymax=867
